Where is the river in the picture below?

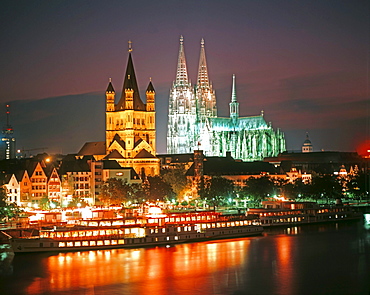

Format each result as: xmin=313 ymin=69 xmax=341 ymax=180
xmin=0 ymin=219 xmax=369 ymax=295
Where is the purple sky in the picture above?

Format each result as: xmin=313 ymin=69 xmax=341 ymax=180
xmin=0 ymin=1 xmax=369 ymax=156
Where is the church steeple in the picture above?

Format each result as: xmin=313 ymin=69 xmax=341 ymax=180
xmin=231 ymin=74 xmax=237 ymax=103
xmin=197 ymin=38 xmax=209 ymax=88
xmin=146 ymin=79 xmax=155 ymax=112
xmin=116 ymin=41 xmax=145 ymax=111
xmin=195 ymin=38 xmax=217 ymax=119
xmin=106 ymin=78 xmax=115 ymax=112
xmin=229 ymin=74 xmax=239 ymax=122
xmin=175 ymin=36 xmax=189 ymax=86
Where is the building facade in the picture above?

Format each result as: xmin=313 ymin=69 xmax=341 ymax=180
xmin=167 ymin=37 xmax=286 ymax=161
xmin=302 ymin=133 xmax=313 ymax=153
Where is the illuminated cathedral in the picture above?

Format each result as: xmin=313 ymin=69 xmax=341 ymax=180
xmin=167 ymin=36 xmax=286 ymax=161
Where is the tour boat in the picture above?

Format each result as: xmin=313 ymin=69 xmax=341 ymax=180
xmin=6 ymin=211 xmax=263 ymax=253
xmin=246 ymin=201 xmax=362 ymax=227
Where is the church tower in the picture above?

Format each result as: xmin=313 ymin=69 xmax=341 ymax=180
xmin=229 ymin=74 xmax=239 ymax=124
xmin=167 ymin=36 xmax=197 ymax=154
xmin=105 ymin=42 xmax=159 ymax=177
xmin=196 ymin=38 xmax=217 ymax=121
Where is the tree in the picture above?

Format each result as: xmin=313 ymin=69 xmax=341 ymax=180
xmin=203 ymin=176 xmax=234 ymax=207
xmin=100 ymin=178 xmax=131 ymax=205
xmin=243 ymin=176 xmax=275 ymax=206
xmin=272 ymin=178 xmax=290 ymax=198
xmin=161 ymin=165 xmax=189 ymax=199
xmin=67 ymin=197 xmax=89 ymax=208
xmin=292 ymin=179 xmax=312 ymax=200
xmin=126 ymin=183 xmax=146 ymax=204
xmin=0 ymin=188 xmax=8 ymax=221
xmin=346 ymin=172 xmax=369 ymax=200
xmin=309 ymin=175 xmax=342 ymax=203
xmin=0 ymin=188 xmax=22 ymax=221
xmin=147 ymin=175 xmax=174 ymax=202
xmin=40 ymin=195 xmax=50 ymax=210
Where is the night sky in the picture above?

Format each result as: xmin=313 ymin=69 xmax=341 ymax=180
xmin=0 ymin=1 xmax=369 ymax=156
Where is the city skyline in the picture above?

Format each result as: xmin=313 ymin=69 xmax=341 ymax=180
xmin=0 ymin=1 xmax=369 ymax=156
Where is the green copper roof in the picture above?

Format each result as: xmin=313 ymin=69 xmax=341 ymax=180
xmin=207 ymin=115 xmax=268 ymax=131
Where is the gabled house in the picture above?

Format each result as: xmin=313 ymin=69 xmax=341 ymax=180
xmin=45 ymin=166 xmax=62 ymax=203
xmin=1 ymin=173 xmax=20 ymax=205
xmin=27 ymin=161 xmax=48 ymax=206
xmin=16 ymin=170 xmax=31 ymax=206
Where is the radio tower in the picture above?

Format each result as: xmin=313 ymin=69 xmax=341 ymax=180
xmin=1 ymin=104 xmax=16 ymax=160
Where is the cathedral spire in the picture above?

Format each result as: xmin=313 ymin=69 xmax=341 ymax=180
xmin=195 ymin=38 xmax=217 ymax=119
xmin=197 ymin=38 xmax=210 ymax=88
xmin=231 ymin=74 xmax=237 ymax=102
xmin=229 ymin=75 xmax=239 ymax=121
xmin=175 ymin=36 xmax=189 ymax=85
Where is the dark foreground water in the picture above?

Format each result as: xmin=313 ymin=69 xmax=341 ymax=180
xmin=1 ymin=219 xmax=369 ymax=295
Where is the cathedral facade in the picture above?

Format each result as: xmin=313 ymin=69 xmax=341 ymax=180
xmin=167 ymin=37 xmax=286 ymax=161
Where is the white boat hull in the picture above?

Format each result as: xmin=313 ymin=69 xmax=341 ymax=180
xmin=10 ymin=225 xmax=263 ymax=253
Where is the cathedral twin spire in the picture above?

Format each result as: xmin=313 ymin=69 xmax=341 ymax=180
xmin=167 ymin=36 xmax=217 ymax=154
xmin=175 ymin=36 xmax=189 ymax=86
xmin=172 ymin=36 xmax=217 ymax=116
xmin=197 ymin=38 xmax=210 ymax=89
xmin=174 ymin=36 xmax=212 ymax=91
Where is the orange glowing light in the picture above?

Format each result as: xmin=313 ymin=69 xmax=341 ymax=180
xmin=357 ymin=140 xmax=370 ymax=158
xmin=146 ymin=206 xmax=167 ymax=218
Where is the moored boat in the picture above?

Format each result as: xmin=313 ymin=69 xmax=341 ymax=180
xmin=5 ymin=211 xmax=263 ymax=253
xmin=246 ymin=201 xmax=363 ymax=227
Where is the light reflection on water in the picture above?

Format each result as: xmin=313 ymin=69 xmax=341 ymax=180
xmin=1 ymin=220 xmax=369 ymax=295
xmin=1 ymin=238 xmax=255 ymax=295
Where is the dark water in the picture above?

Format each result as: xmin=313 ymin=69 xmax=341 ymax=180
xmin=1 ymin=220 xmax=369 ymax=295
